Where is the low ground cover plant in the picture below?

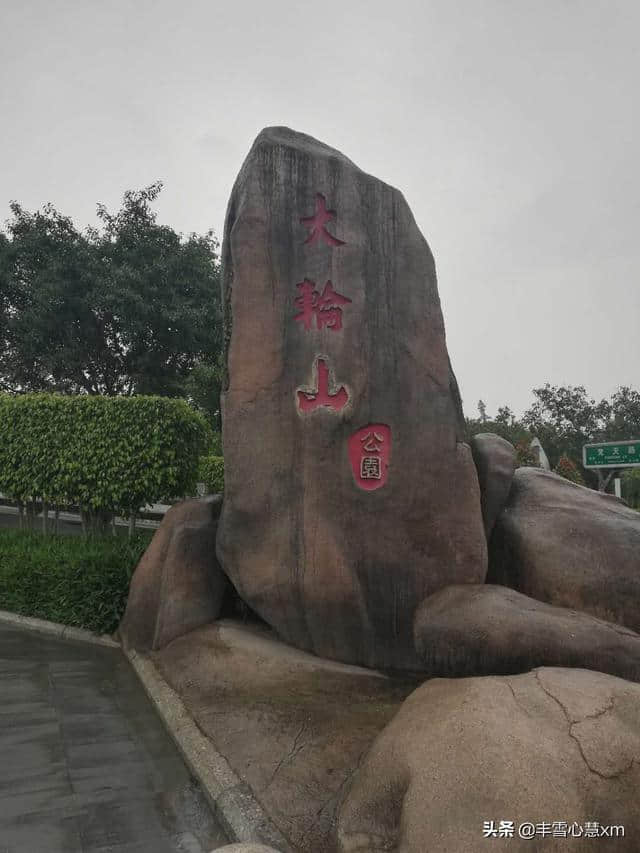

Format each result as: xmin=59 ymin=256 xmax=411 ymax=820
xmin=0 ymin=528 xmax=152 ymax=633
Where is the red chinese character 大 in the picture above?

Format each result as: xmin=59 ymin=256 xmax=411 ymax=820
xmin=294 ymin=279 xmax=352 ymax=332
xmin=296 ymin=357 xmax=349 ymax=414
xmin=300 ymin=193 xmax=345 ymax=247
xmin=348 ymin=424 xmax=391 ymax=491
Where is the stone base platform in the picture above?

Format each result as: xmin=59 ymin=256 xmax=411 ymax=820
xmin=151 ymin=620 xmax=418 ymax=852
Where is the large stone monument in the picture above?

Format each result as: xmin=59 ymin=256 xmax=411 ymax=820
xmin=116 ymin=125 xmax=640 ymax=851
xmin=216 ymin=127 xmax=487 ymax=670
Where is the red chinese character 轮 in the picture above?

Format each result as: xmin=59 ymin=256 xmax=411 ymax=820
xmin=300 ymin=193 xmax=345 ymax=247
xmin=348 ymin=424 xmax=391 ymax=491
xmin=294 ymin=279 xmax=352 ymax=332
xmin=297 ymin=357 xmax=349 ymax=414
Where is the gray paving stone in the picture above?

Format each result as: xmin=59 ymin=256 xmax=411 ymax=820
xmin=0 ymin=763 xmax=70 ymax=797
xmin=0 ymin=623 xmax=228 ymax=852
xmin=59 ymin=712 xmax=135 ymax=745
xmin=0 ymin=785 xmax=79 ymax=821
xmin=1 ymin=814 xmax=83 ymax=853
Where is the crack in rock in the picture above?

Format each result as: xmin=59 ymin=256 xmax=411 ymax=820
xmin=262 ymin=721 xmax=309 ymax=792
xmin=534 ymin=671 xmax=636 ymax=781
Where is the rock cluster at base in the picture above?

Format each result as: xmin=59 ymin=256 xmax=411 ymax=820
xmin=152 ymin=621 xmax=416 ymax=853
xmin=119 ymin=497 xmax=227 ymax=651
xmin=470 ymin=432 xmax=517 ymax=539
xmin=489 ymin=467 xmax=640 ymax=631
xmin=338 ymin=668 xmax=640 ymax=852
xmin=414 ymin=583 xmax=640 ymax=682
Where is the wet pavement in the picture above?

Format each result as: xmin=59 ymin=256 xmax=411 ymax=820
xmin=0 ymin=623 xmax=229 ymax=853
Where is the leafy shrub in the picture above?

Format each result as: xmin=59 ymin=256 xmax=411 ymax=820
xmin=554 ymin=454 xmax=585 ymax=485
xmin=199 ymin=455 xmax=224 ymax=493
xmin=0 ymin=394 xmax=211 ymax=522
xmin=515 ymin=440 xmax=540 ymax=468
xmin=0 ymin=529 xmax=152 ymax=633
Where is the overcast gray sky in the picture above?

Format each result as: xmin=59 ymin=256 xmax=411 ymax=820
xmin=1 ymin=0 xmax=638 ymax=417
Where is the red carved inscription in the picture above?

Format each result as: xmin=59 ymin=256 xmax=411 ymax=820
xmin=294 ymin=279 xmax=352 ymax=332
xmin=348 ymin=424 xmax=391 ymax=491
xmin=297 ymin=358 xmax=349 ymax=414
xmin=300 ymin=194 xmax=345 ymax=247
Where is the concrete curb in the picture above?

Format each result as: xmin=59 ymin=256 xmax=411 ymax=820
xmin=126 ymin=649 xmax=295 ymax=853
xmin=0 ymin=610 xmax=120 ymax=648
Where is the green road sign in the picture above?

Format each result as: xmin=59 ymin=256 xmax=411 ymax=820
xmin=583 ymin=440 xmax=640 ymax=469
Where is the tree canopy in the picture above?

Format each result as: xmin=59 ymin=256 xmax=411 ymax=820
xmin=0 ymin=183 xmax=222 ymax=402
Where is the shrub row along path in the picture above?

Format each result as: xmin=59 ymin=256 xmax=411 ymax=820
xmin=0 ymin=508 xmax=84 ymax=537
xmin=0 ymin=505 xmax=162 ymax=537
xmin=0 ymin=623 xmax=228 ymax=852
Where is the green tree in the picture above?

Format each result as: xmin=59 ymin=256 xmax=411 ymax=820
xmin=522 ymin=384 xmax=610 ymax=474
xmin=606 ymin=386 xmax=640 ymax=440
xmin=0 ymin=184 xmax=222 ymax=397
xmin=185 ymin=355 xmax=224 ymax=432
xmin=465 ymin=403 xmax=532 ymax=449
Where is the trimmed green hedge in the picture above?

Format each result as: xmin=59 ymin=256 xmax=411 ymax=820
xmin=0 ymin=529 xmax=152 ymax=633
xmin=199 ymin=454 xmax=224 ymax=493
xmin=0 ymin=393 xmax=211 ymax=519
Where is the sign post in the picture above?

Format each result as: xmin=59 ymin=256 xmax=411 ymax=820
xmin=582 ymin=440 xmax=640 ymax=493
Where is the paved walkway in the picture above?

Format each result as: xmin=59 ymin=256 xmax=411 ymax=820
xmin=0 ymin=624 xmax=228 ymax=853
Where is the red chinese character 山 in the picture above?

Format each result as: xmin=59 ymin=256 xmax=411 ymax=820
xmin=348 ymin=424 xmax=392 ymax=491
xmin=300 ymin=194 xmax=345 ymax=247
xmin=294 ymin=279 xmax=352 ymax=331
xmin=297 ymin=357 xmax=349 ymax=414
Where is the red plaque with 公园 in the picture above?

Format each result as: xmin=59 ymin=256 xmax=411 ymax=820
xmin=348 ymin=424 xmax=391 ymax=491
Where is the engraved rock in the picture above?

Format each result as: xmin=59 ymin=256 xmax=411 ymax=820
xmin=216 ymin=127 xmax=486 ymax=670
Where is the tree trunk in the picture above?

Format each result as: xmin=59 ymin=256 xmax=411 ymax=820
xmin=42 ymin=500 xmax=48 ymax=535
xmin=54 ymin=505 xmax=60 ymax=535
xmin=128 ymin=513 xmax=136 ymax=539
xmin=597 ymin=470 xmax=616 ymax=492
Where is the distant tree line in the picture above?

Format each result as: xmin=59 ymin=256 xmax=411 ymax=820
xmin=467 ymin=384 xmax=640 ymax=502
